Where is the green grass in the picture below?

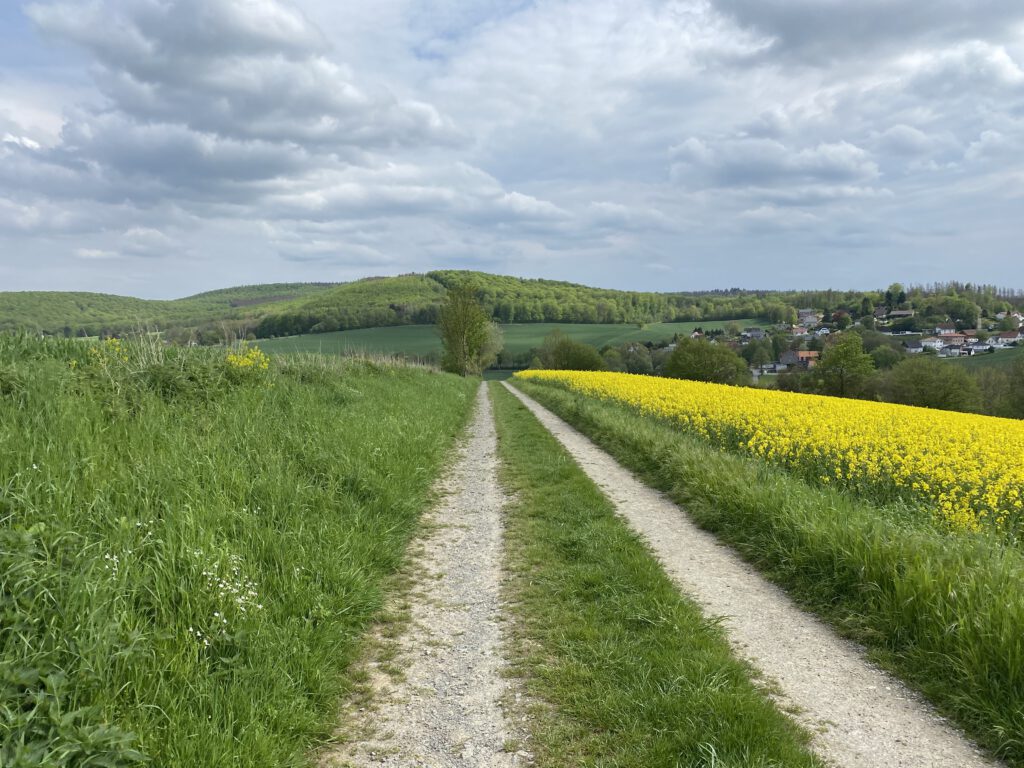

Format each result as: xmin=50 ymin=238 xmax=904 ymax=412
xmin=0 ymin=334 xmax=476 ymax=766
xmin=952 ymin=344 xmax=1024 ymax=369
xmin=511 ymin=378 xmax=1024 ymax=765
xmin=489 ymin=383 xmax=823 ymax=768
xmin=257 ymin=320 xmax=761 ymax=360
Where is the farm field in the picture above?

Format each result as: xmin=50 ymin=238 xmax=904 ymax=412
xmin=256 ymin=319 xmax=762 ymax=359
xmin=517 ymin=370 xmax=1024 ymax=535
xmin=0 ymin=335 xmax=476 ymax=766
xmin=953 ymin=343 xmax=1024 ymax=369
xmin=512 ymin=373 xmax=1024 ymax=764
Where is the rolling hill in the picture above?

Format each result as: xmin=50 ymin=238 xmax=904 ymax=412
xmin=0 ymin=283 xmax=338 ymax=338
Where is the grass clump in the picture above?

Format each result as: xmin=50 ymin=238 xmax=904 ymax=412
xmin=513 ymin=378 xmax=1024 ymax=765
xmin=0 ymin=333 xmax=476 ymax=767
xmin=489 ymin=383 xmax=824 ymax=768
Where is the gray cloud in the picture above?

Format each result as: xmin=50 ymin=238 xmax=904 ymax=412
xmin=1 ymin=0 xmax=1023 ymax=294
xmin=714 ymin=0 xmax=1024 ymax=64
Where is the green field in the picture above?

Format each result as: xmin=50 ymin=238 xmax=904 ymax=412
xmin=257 ymin=320 xmax=762 ymax=360
xmin=952 ymin=344 xmax=1024 ymax=369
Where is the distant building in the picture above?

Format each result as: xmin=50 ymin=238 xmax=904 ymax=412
xmin=888 ymin=309 xmax=915 ymax=319
xmin=798 ymin=309 xmax=821 ymax=324
xmin=904 ymin=340 xmax=924 ymax=354
xmin=780 ymin=350 xmax=820 ymax=369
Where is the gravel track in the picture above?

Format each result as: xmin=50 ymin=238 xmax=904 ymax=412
xmin=323 ymin=384 xmax=526 ymax=768
xmin=504 ymin=382 xmax=1000 ymax=768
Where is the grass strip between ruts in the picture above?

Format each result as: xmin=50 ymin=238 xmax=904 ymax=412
xmin=511 ymin=377 xmax=1024 ymax=767
xmin=489 ymin=382 xmax=823 ymax=768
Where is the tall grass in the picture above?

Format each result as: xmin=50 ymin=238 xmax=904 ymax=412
xmin=0 ymin=334 xmax=476 ymax=766
xmin=513 ymin=378 xmax=1024 ymax=765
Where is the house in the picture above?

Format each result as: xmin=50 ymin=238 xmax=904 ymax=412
xmin=938 ymin=333 xmax=967 ymax=346
xmin=888 ymin=309 xmax=915 ymax=319
xmin=938 ymin=345 xmax=963 ymax=358
xmin=935 ymin=323 xmax=958 ymax=335
xmin=920 ymin=336 xmax=945 ymax=351
xmin=904 ymin=340 xmax=924 ymax=354
xmin=780 ymin=350 xmax=820 ymax=369
xmin=997 ymin=330 xmax=1023 ymax=344
xmin=815 ymin=327 xmax=831 ymax=337
xmin=966 ymin=344 xmax=994 ymax=356
xmin=874 ymin=307 xmax=890 ymax=320
xmin=742 ymin=327 xmax=766 ymax=340
xmin=790 ymin=326 xmax=810 ymax=337
xmin=798 ymin=309 xmax=822 ymax=324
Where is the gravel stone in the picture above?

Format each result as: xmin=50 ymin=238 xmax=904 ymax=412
xmin=324 ymin=384 xmax=525 ymax=768
xmin=504 ymin=382 xmax=1001 ymax=768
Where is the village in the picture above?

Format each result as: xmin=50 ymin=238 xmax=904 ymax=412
xmin=681 ymin=306 xmax=1024 ymax=379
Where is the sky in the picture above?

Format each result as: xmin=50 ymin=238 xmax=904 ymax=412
xmin=1 ymin=0 xmax=1022 ymax=298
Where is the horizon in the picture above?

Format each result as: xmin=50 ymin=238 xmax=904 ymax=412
xmin=2 ymin=1 xmax=1023 ymax=296
xmin=3 ymin=268 xmax=1023 ymax=304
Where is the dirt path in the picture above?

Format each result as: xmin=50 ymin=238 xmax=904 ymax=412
xmin=504 ymin=382 xmax=999 ymax=768
xmin=323 ymin=384 xmax=527 ymax=768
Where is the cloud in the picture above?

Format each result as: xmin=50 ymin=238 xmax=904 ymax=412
xmin=713 ymin=0 xmax=1024 ymax=64
xmin=670 ymin=137 xmax=879 ymax=189
xmin=1 ymin=0 xmax=1023 ymax=293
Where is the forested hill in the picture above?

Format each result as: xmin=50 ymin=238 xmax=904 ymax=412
xmin=0 ymin=283 xmax=337 ymax=339
xmin=251 ymin=270 xmax=789 ymax=337
xmin=4 ymin=271 xmax=1021 ymax=341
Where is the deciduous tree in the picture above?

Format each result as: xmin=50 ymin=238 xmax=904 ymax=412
xmin=438 ymin=282 xmax=502 ymax=375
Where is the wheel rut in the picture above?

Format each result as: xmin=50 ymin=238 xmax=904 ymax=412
xmin=323 ymin=383 xmax=527 ymax=768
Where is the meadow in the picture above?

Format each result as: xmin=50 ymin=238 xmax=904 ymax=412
xmin=0 ymin=334 xmax=476 ymax=766
xmin=953 ymin=343 xmax=1024 ymax=369
xmin=513 ymin=373 xmax=1024 ymax=764
xmin=256 ymin=320 xmax=760 ymax=360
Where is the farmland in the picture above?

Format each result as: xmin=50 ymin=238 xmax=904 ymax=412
xmin=953 ymin=343 xmax=1024 ymax=369
xmin=256 ymin=320 xmax=761 ymax=360
xmin=0 ymin=335 xmax=476 ymax=766
xmin=512 ymin=372 xmax=1024 ymax=763
xmin=516 ymin=370 xmax=1024 ymax=535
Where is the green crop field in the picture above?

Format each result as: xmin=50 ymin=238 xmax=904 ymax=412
xmin=256 ymin=320 xmax=763 ymax=360
xmin=0 ymin=334 xmax=475 ymax=766
xmin=952 ymin=344 xmax=1024 ymax=369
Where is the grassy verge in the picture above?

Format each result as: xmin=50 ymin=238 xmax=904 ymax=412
xmin=0 ymin=334 xmax=476 ymax=767
xmin=512 ymin=378 xmax=1024 ymax=765
xmin=489 ymin=383 xmax=823 ymax=768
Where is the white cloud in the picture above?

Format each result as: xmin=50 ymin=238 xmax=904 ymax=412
xmin=0 ymin=0 xmax=1022 ymax=293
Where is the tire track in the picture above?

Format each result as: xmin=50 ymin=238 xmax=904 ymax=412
xmin=323 ymin=384 xmax=527 ymax=768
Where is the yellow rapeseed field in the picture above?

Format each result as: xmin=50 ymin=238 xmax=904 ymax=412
xmin=515 ymin=370 xmax=1024 ymax=534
